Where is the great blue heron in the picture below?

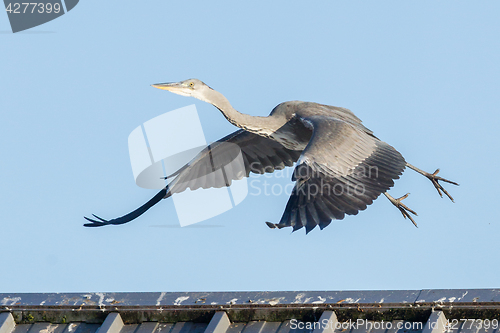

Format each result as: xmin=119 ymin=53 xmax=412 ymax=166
xmin=84 ymin=79 xmax=458 ymax=232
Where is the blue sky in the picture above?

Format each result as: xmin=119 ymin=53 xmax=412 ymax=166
xmin=1 ymin=1 xmax=499 ymax=292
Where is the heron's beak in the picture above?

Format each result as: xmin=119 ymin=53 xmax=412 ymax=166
xmin=151 ymin=81 xmax=192 ymax=97
xmin=151 ymin=82 xmax=182 ymax=92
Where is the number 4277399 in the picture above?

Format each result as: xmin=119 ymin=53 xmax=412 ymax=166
xmin=5 ymin=3 xmax=61 ymax=14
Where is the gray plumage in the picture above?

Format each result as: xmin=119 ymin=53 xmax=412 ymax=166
xmin=84 ymin=79 xmax=458 ymax=232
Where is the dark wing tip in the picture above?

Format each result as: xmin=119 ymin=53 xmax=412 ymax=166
xmin=83 ymin=215 xmax=110 ymax=227
xmin=83 ymin=188 xmax=168 ymax=228
xmin=83 ymin=222 xmax=105 ymax=227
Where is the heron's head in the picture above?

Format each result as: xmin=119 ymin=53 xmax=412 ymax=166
xmin=151 ymin=79 xmax=213 ymax=103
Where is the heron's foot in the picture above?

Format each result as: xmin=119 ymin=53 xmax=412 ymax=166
xmin=265 ymin=222 xmax=286 ymax=229
xmin=422 ymin=168 xmax=459 ymax=202
xmin=384 ymin=192 xmax=418 ymax=227
xmin=406 ymin=163 xmax=459 ymax=202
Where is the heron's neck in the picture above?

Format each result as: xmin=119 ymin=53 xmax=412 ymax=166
xmin=205 ymin=89 xmax=282 ymax=136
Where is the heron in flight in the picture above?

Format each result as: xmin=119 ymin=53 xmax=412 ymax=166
xmin=84 ymin=79 xmax=458 ymax=232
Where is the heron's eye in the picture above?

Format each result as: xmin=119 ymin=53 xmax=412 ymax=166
xmin=189 ymin=82 xmax=195 ymax=88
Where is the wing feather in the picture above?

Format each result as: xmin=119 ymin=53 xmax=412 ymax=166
xmin=168 ymin=129 xmax=301 ymax=195
xmin=277 ymin=116 xmax=406 ymax=233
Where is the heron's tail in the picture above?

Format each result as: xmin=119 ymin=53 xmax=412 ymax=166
xmin=84 ymin=188 xmax=168 ymax=227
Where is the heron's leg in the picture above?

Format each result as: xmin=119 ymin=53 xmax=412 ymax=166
xmin=406 ymin=163 xmax=459 ymax=202
xmin=384 ymin=192 xmax=418 ymax=227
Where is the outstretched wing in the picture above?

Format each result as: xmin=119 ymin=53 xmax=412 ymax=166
xmin=84 ymin=129 xmax=302 ymax=227
xmin=273 ymin=116 xmax=406 ymax=233
xmin=166 ymin=129 xmax=302 ymax=194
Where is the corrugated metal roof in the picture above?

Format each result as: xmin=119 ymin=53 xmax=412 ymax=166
xmin=1 ymin=290 xmax=500 ymax=333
